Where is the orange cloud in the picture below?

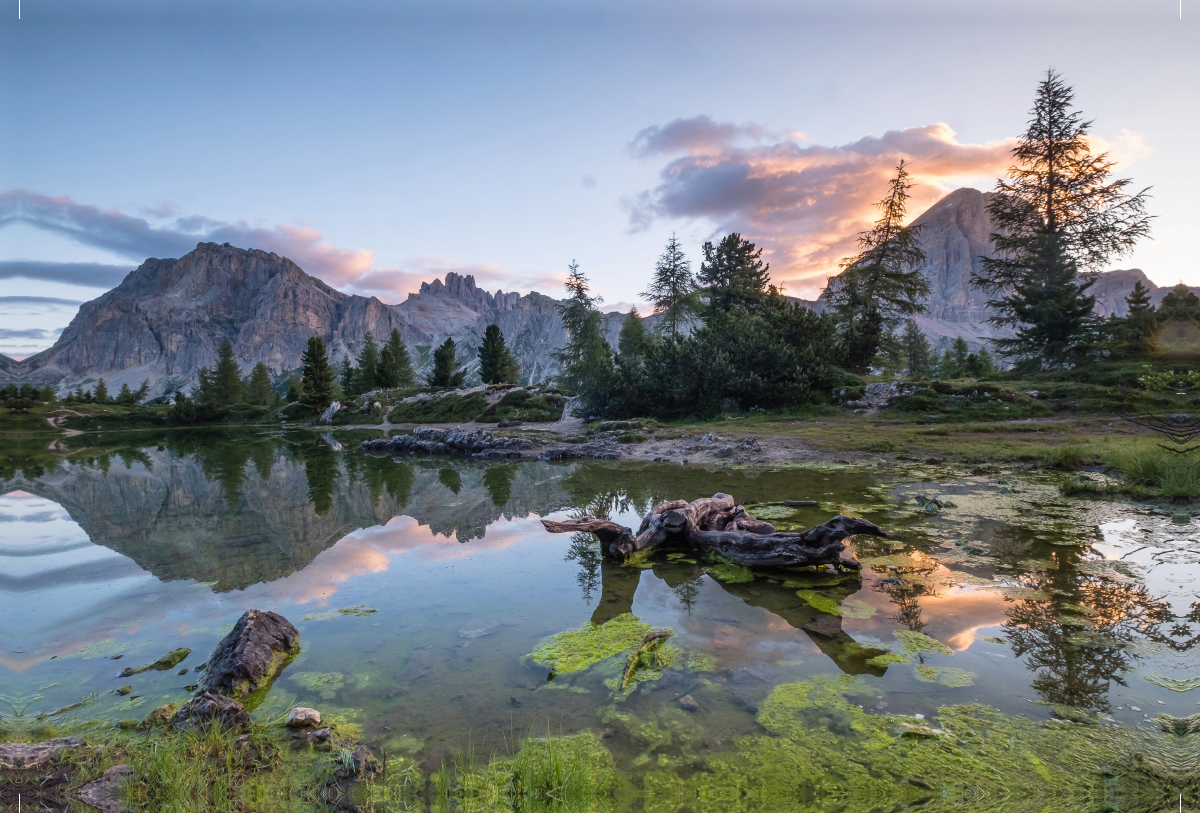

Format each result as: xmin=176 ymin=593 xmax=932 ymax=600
xmin=627 ymin=120 xmax=1016 ymax=298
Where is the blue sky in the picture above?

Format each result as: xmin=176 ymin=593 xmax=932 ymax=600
xmin=1 ymin=0 xmax=1196 ymax=356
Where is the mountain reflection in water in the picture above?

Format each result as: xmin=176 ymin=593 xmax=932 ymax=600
xmin=1 ymin=429 xmax=1198 ymax=807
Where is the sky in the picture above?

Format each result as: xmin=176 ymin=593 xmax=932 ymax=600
xmin=1 ymin=0 xmax=1197 ymax=358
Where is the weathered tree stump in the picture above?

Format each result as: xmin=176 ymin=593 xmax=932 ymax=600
xmin=542 ymin=492 xmax=886 ymax=570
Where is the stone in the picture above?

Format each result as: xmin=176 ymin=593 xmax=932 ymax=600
xmin=364 ymin=427 xmax=534 ymax=458
xmin=679 ymin=694 xmax=699 ymax=711
xmin=319 ymin=401 xmax=342 ymax=423
xmin=0 ymin=737 xmax=86 ymax=769
xmin=285 ymin=707 xmax=321 ymax=727
xmin=352 ymin=745 xmax=383 ymax=776
xmin=138 ymin=702 xmax=180 ymax=729
xmin=171 ymin=692 xmax=252 ymax=732
xmin=198 ymin=609 xmax=300 ymax=699
xmin=78 ymin=764 xmax=134 ymax=813
xmin=458 ymin=619 xmax=500 ymax=639
xmin=295 ymin=727 xmax=332 ymax=745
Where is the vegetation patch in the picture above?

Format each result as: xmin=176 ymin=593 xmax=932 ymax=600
xmin=703 ymin=563 xmax=756 ymax=584
xmin=387 ymin=391 xmax=488 ymax=423
xmin=529 ymin=614 xmax=668 ymax=675
xmin=302 ymin=605 xmax=378 ymax=621
xmin=795 ymin=590 xmax=876 ymax=619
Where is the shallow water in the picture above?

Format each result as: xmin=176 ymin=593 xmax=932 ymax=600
xmin=1 ymin=429 xmax=1197 ymax=806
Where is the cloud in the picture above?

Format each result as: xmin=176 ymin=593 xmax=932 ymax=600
xmin=0 ymin=328 xmax=61 ymax=340
xmin=629 ymin=115 xmax=767 ymax=159
xmin=0 ymin=190 xmax=375 ymax=289
xmin=0 ymin=260 xmax=133 ymax=288
xmin=626 ymin=120 xmax=1015 ymax=296
xmin=1 ymin=190 xmax=550 ymax=302
xmin=0 ymin=295 xmax=83 ymax=307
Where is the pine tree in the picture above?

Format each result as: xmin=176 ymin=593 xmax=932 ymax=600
xmin=971 ymin=70 xmax=1152 ymax=366
xmin=134 ymin=380 xmax=150 ymax=402
xmin=952 ymin=337 xmax=970 ymax=372
xmin=643 ymin=233 xmax=702 ymax=341
xmin=937 ymin=349 xmax=956 ymax=380
xmin=300 ymin=336 xmax=335 ymax=411
xmin=427 ymin=337 xmax=467 ymax=388
xmin=699 ymin=233 xmax=772 ymax=314
xmin=212 ymin=337 xmax=244 ymax=405
xmin=338 ymin=356 xmax=356 ymax=396
xmin=823 ymin=161 xmax=930 ymax=373
xmin=377 ymin=346 xmax=401 ymax=390
xmin=383 ymin=329 xmax=416 ymax=389
xmin=247 ymin=362 xmax=272 ymax=405
xmin=286 ymin=375 xmax=303 ymax=404
xmin=1121 ymin=280 xmax=1157 ymax=350
xmin=94 ymin=378 xmax=109 ymax=403
xmin=899 ymin=319 xmax=932 ymax=379
xmin=38 ymin=385 xmax=55 ymax=403
xmin=478 ymin=324 xmax=519 ymax=384
xmin=977 ymin=348 xmax=997 ymax=375
xmin=116 ymin=383 xmax=135 ymax=404
xmin=355 ymin=332 xmax=380 ymax=393
xmin=617 ymin=307 xmax=651 ymax=365
xmin=554 ymin=262 xmax=614 ymax=414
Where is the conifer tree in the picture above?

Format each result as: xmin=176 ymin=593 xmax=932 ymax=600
xmin=116 ymin=382 xmax=135 ymax=404
xmin=823 ymin=161 xmax=930 ymax=373
xmin=377 ymin=346 xmax=401 ymax=390
xmin=356 ymin=332 xmax=380 ymax=393
xmin=338 ymin=356 xmax=356 ymax=396
xmin=247 ymin=362 xmax=273 ymax=405
xmin=699 ymin=233 xmax=772 ymax=314
xmin=39 ymin=385 xmax=56 ymax=403
xmin=93 ymin=378 xmax=109 ymax=403
xmin=554 ymin=261 xmax=614 ymax=414
xmin=617 ymin=307 xmax=651 ymax=365
xmin=952 ymin=337 xmax=970 ymax=372
xmin=478 ymin=324 xmax=520 ymax=384
xmin=212 ymin=337 xmax=244 ymax=404
xmin=427 ymin=337 xmax=467 ymax=388
xmin=300 ymin=336 xmax=335 ymax=410
xmin=971 ymin=70 xmax=1152 ymax=366
xmin=383 ymin=329 xmax=416 ymax=389
xmin=644 ymin=233 xmax=702 ymax=341
xmin=899 ymin=319 xmax=932 ymax=379
xmin=135 ymin=380 xmax=150 ymax=402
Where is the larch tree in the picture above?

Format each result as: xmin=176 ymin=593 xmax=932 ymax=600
xmin=554 ymin=261 xmax=614 ymax=414
xmin=822 ymin=160 xmax=930 ymax=374
xmin=970 ymin=69 xmax=1152 ymax=366
xmin=643 ymin=233 xmax=702 ymax=342
xmin=899 ymin=319 xmax=932 ymax=379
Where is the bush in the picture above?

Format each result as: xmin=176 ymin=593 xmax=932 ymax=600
xmin=1041 ymin=445 xmax=1092 ymax=470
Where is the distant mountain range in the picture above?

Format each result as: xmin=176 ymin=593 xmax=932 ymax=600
xmin=0 ymin=187 xmax=1186 ymax=397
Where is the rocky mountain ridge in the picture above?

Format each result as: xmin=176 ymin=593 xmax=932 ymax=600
xmin=0 ymin=189 xmax=1186 ymax=395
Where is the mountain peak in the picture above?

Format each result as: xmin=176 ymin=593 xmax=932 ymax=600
xmin=414 ymin=271 xmax=520 ymax=314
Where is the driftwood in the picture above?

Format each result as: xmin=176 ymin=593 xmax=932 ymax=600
xmin=620 ymin=631 xmax=672 ymax=690
xmin=542 ymin=492 xmax=886 ymax=570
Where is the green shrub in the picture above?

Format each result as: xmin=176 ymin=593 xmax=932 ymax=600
xmin=388 ymin=392 xmax=488 ymax=423
xmin=1041 ymin=445 xmax=1093 ymax=470
xmin=1107 ymin=447 xmax=1200 ymax=499
xmin=616 ymin=433 xmax=646 ymax=443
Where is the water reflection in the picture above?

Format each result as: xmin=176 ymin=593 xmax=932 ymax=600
xmin=1 ymin=432 xmax=1198 ymax=800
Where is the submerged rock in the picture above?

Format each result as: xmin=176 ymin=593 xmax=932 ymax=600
xmin=286 ymin=707 xmax=322 ymax=727
xmin=171 ymin=692 xmax=252 ymax=731
xmin=679 ymin=694 xmax=699 ymax=711
xmin=538 ymin=440 xmax=620 ymax=461
xmin=199 ymin=609 xmax=300 ymax=699
xmin=118 ymin=647 xmax=191 ymax=677
xmin=362 ymin=427 xmax=534 ymax=458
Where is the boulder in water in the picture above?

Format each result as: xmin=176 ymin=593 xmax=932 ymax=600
xmin=198 ymin=609 xmax=300 ymax=699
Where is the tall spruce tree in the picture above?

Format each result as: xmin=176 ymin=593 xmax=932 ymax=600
xmin=823 ymin=161 xmax=930 ymax=373
xmin=478 ymin=324 xmax=520 ymax=384
xmin=1122 ymin=280 xmax=1157 ymax=350
xmin=899 ymin=320 xmax=932 ymax=379
xmin=300 ymin=336 xmax=335 ymax=411
xmin=427 ymin=337 xmax=467 ymax=388
xmin=212 ymin=337 xmax=244 ymax=404
xmin=971 ymin=70 xmax=1152 ymax=366
xmin=93 ymin=378 xmax=110 ymax=403
xmin=644 ymin=233 xmax=702 ymax=341
xmin=247 ymin=362 xmax=273 ymax=405
xmin=383 ymin=329 xmax=416 ymax=389
xmin=377 ymin=346 xmax=401 ymax=390
xmin=356 ymin=332 xmax=381 ymax=393
xmin=699 ymin=233 xmax=772 ymax=314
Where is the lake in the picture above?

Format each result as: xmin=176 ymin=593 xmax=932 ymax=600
xmin=1 ymin=428 xmax=1196 ymax=810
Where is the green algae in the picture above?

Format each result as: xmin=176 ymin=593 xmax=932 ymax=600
xmin=865 ymin=652 xmax=909 ymax=669
xmin=289 ymin=671 xmax=344 ymax=700
xmin=605 ymin=644 xmax=680 ymax=698
xmin=795 ymin=590 xmax=876 ymax=619
xmin=119 ymin=647 xmax=191 ymax=676
xmin=301 ymin=605 xmax=378 ymax=621
xmin=703 ymin=563 xmax=756 ymax=583
xmin=895 ymin=630 xmax=953 ymax=656
xmin=529 ymin=613 xmax=670 ymax=675
xmin=914 ymin=665 xmax=977 ymax=687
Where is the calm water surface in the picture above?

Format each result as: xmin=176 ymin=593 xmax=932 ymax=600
xmin=1 ymin=429 xmax=1196 ymax=792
